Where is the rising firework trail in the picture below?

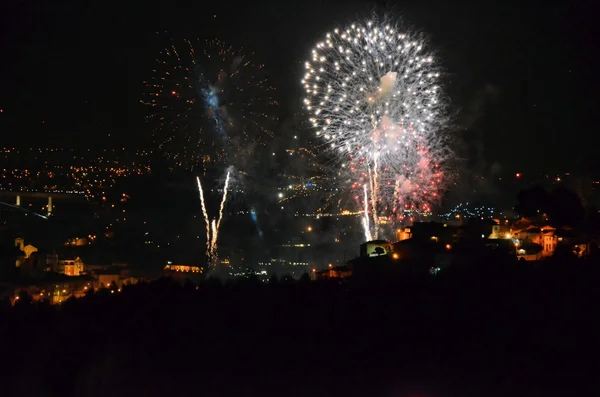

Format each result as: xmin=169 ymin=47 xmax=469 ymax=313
xmin=302 ymin=14 xmax=451 ymax=239
xmin=196 ymin=168 xmax=232 ymax=265
xmin=143 ymin=34 xmax=278 ymax=267
xmin=362 ymin=184 xmax=372 ymax=241
xmin=211 ymin=169 xmax=231 ymax=259
xmin=196 ymin=176 xmax=211 ymax=258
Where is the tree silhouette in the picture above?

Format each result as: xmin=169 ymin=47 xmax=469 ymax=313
xmin=583 ymin=205 xmax=600 ymax=233
xmin=548 ymin=187 xmax=585 ymax=227
xmin=515 ymin=185 xmax=549 ymax=218
xmin=373 ymin=247 xmax=385 ymax=256
xmin=0 ymin=262 xmax=597 ymax=395
xmin=515 ymin=186 xmax=584 ymax=227
xmin=299 ymin=272 xmax=311 ymax=284
xmin=15 ymin=291 xmax=32 ymax=306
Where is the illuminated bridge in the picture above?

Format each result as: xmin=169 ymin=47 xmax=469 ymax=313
xmin=0 ymin=190 xmax=87 ymax=217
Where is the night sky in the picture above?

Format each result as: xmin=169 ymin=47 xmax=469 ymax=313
xmin=0 ymin=0 xmax=596 ymax=174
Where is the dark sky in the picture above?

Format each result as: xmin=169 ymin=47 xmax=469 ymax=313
xmin=0 ymin=0 xmax=597 ymax=174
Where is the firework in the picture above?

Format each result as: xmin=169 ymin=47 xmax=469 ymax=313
xmin=196 ymin=169 xmax=231 ymax=266
xmin=142 ymin=35 xmax=278 ymax=171
xmin=143 ymin=35 xmax=278 ymax=266
xmin=302 ymin=15 xmax=450 ymax=239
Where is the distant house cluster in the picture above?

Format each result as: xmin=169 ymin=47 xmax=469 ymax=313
xmin=2 ymin=238 xmax=142 ymax=305
xmin=316 ymin=215 xmax=594 ymax=280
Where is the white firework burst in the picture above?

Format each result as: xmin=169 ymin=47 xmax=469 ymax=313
xmin=302 ymin=15 xmax=451 ymax=239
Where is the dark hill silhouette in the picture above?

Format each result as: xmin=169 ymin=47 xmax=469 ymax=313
xmin=0 ymin=257 xmax=598 ymax=397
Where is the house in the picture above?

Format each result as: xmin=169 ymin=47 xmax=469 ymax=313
xmin=54 ymin=257 xmax=85 ymax=276
xmin=572 ymin=242 xmax=590 ymax=258
xmin=541 ymin=228 xmax=580 ymax=256
xmin=92 ymin=265 xmax=138 ymax=289
xmin=314 ymin=265 xmax=352 ymax=280
xmin=516 ymin=242 xmax=543 ymax=261
xmin=513 ymin=226 xmax=542 ymax=245
xmin=489 ymin=222 xmax=512 ymax=239
xmin=63 ymin=257 xmax=85 ymax=276
xmin=395 ymin=227 xmax=412 ymax=242
xmin=359 ymin=240 xmax=392 ymax=257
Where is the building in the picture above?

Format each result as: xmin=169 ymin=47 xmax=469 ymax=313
xmin=62 ymin=257 xmax=85 ymax=276
xmin=489 ymin=223 xmax=513 ymax=239
xmin=92 ymin=265 xmax=138 ymax=289
xmin=314 ymin=265 xmax=352 ymax=280
xmin=7 ymin=275 xmax=94 ymax=305
xmin=163 ymin=263 xmax=203 ymax=283
xmin=48 ymin=256 xmax=86 ymax=276
xmin=513 ymin=226 xmax=543 ymax=245
xmin=542 ymin=231 xmax=558 ymax=255
xmin=360 ymin=240 xmax=392 ymax=257
xmin=395 ymin=227 xmax=412 ymax=242
xmin=64 ymin=237 xmax=88 ymax=247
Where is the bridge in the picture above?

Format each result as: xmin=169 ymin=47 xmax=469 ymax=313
xmin=0 ymin=190 xmax=87 ymax=217
xmin=0 ymin=201 xmax=49 ymax=220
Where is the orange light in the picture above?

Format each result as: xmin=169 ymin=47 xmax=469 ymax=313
xmin=392 ymin=253 xmax=399 ymax=259
xmin=445 ymin=244 xmax=452 ymax=250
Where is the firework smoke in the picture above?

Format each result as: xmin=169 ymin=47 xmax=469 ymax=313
xmin=196 ymin=168 xmax=232 ymax=265
xmin=302 ymin=15 xmax=451 ymax=239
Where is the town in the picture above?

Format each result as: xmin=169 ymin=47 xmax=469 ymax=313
xmin=0 ymin=1 xmax=596 ymax=395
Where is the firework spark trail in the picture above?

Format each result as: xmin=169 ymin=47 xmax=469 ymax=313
xmin=369 ymin=154 xmax=380 ymax=239
xmin=210 ymin=169 xmax=231 ymax=259
xmin=367 ymin=164 xmax=375 ymax=238
xmin=196 ymin=169 xmax=232 ymax=265
xmin=196 ymin=176 xmax=211 ymax=258
xmin=302 ymin=14 xmax=451 ymax=239
xmin=363 ymin=184 xmax=372 ymax=241
xmin=216 ymin=169 xmax=231 ymax=232
xmin=210 ymin=220 xmax=218 ymax=263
